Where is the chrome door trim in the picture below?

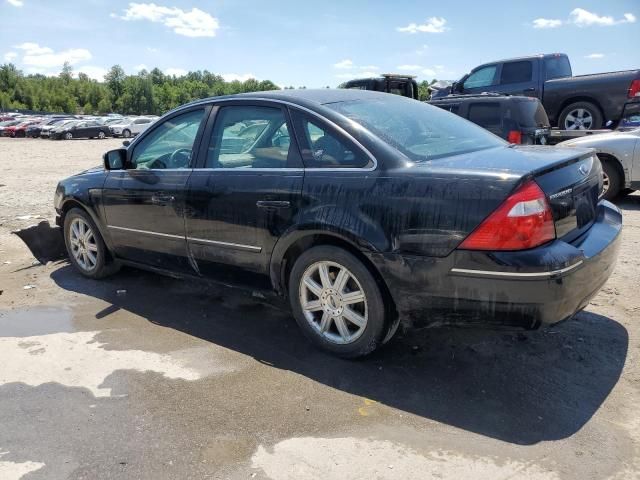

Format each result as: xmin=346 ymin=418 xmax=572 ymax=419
xmin=187 ymin=236 xmax=262 ymax=252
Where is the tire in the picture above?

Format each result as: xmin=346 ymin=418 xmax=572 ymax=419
xmin=98 ymin=131 xmax=106 ymax=139
xmin=16 ymin=130 xmax=25 ymax=138
xmin=64 ymin=132 xmax=73 ymax=140
xmin=600 ymin=160 xmax=622 ymax=200
xmin=63 ymin=208 xmax=118 ymax=279
xmin=289 ymin=245 xmax=389 ymax=358
xmin=558 ymin=101 xmax=603 ymax=130
xmin=122 ymin=129 xmax=131 ymax=138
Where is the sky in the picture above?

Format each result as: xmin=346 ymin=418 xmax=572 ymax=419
xmin=1 ymin=0 xmax=638 ymax=87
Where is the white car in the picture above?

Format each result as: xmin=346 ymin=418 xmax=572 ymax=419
xmin=108 ymin=117 xmax=157 ymax=138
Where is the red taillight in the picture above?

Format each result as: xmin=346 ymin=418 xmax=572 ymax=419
xmin=459 ymin=180 xmax=555 ymax=251
xmin=507 ymin=130 xmax=522 ymax=144
xmin=629 ymin=79 xmax=640 ymax=99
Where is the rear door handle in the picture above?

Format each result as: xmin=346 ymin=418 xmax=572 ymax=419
xmin=152 ymin=194 xmax=175 ymax=206
xmin=256 ymin=200 xmax=291 ymax=209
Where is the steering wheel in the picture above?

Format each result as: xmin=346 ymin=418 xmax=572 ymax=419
xmin=168 ymin=148 xmax=192 ymax=168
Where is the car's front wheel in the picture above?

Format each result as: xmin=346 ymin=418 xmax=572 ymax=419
xmin=64 ymin=132 xmax=73 ymax=140
xmin=64 ymin=208 xmax=118 ymax=279
xmin=98 ymin=131 xmax=106 ymax=139
xmin=122 ymin=129 xmax=131 ymax=138
xmin=289 ymin=245 xmax=389 ymax=358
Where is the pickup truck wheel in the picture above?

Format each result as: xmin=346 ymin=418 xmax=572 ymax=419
xmin=601 ymin=160 xmax=622 ymax=200
xmin=559 ymin=102 xmax=603 ymax=130
xmin=289 ymin=246 xmax=388 ymax=358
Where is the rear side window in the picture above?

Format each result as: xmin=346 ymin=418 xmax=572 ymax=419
xmin=291 ymin=111 xmax=369 ymax=168
xmin=514 ymin=100 xmax=550 ymax=128
xmin=544 ymin=56 xmax=572 ymax=80
xmin=500 ymin=61 xmax=533 ymax=84
xmin=467 ymin=103 xmax=502 ymax=128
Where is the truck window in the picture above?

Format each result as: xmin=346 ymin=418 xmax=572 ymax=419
xmin=467 ymin=103 xmax=502 ymax=129
xmin=463 ymin=66 xmax=497 ymax=89
xmin=544 ymin=56 xmax=572 ymax=80
xmin=500 ymin=61 xmax=533 ymax=84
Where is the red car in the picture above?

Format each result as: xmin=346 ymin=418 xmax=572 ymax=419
xmin=5 ymin=120 xmax=40 ymax=138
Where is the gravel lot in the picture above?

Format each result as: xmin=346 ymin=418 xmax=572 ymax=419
xmin=0 ymin=136 xmax=639 ymax=479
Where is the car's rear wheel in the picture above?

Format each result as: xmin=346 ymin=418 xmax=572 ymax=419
xmin=559 ymin=101 xmax=603 ymax=130
xmin=64 ymin=132 xmax=73 ymax=140
xmin=289 ymin=246 xmax=389 ymax=358
xmin=64 ymin=208 xmax=118 ymax=279
xmin=98 ymin=131 xmax=106 ymax=139
xmin=16 ymin=130 xmax=25 ymax=138
xmin=122 ymin=129 xmax=131 ymax=138
xmin=601 ymin=160 xmax=622 ymax=200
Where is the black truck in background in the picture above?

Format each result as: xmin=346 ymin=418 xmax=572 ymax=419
xmin=431 ymin=53 xmax=640 ymax=130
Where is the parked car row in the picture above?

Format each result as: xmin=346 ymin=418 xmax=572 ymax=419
xmin=0 ymin=113 xmax=158 ymax=140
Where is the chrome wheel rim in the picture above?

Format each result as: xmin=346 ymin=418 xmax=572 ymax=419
xmin=601 ymin=171 xmax=610 ymax=197
xmin=69 ymin=218 xmax=98 ymax=271
xmin=65 ymin=132 xmax=73 ymax=140
xmin=98 ymin=131 xmax=105 ymax=139
xmin=299 ymin=261 xmax=368 ymax=345
xmin=565 ymin=108 xmax=593 ymax=130
xmin=123 ymin=130 xmax=130 ymax=138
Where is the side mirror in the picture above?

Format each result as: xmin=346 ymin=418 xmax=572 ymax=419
xmin=122 ymin=140 xmax=130 ymax=147
xmin=104 ymin=148 xmax=126 ymax=170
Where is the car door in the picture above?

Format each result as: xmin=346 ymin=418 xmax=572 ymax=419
xmin=74 ymin=122 xmax=88 ymax=138
xmin=184 ymin=102 xmax=303 ymax=282
xmin=491 ymin=60 xmax=539 ymax=97
xmin=102 ymin=106 xmax=209 ymax=271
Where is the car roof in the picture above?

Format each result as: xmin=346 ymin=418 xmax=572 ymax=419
xmin=186 ymin=88 xmax=393 ymax=109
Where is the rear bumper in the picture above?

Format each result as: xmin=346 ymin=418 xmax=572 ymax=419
xmin=371 ymin=200 xmax=622 ymax=329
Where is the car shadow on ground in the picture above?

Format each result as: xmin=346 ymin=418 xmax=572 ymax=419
xmin=51 ymin=264 xmax=628 ymax=446
xmin=617 ymin=193 xmax=640 ymax=211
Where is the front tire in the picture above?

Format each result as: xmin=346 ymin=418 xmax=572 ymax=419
xmin=122 ymin=129 xmax=131 ymax=138
xmin=64 ymin=208 xmax=118 ymax=279
xmin=289 ymin=246 xmax=389 ymax=358
xmin=64 ymin=132 xmax=73 ymax=140
xmin=559 ymin=101 xmax=603 ymax=130
xmin=98 ymin=131 xmax=106 ymax=139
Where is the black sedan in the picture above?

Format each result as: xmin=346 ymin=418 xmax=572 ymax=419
xmin=50 ymin=120 xmax=110 ymax=140
xmin=54 ymin=90 xmax=622 ymax=357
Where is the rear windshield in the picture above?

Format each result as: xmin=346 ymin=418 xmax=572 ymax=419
xmin=326 ymin=96 xmax=505 ymax=162
xmin=514 ymin=99 xmax=550 ymax=127
xmin=544 ymin=56 xmax=572 ymax=81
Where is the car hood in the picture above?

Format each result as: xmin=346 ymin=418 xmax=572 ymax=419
xmin=407 ymin=145 xmax=594 ymax=178
xmin=74 ymin=165 xmax=104 ymax=176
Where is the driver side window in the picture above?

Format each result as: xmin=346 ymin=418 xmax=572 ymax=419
xmin=130 ymin=109 xmax=205 ymax=170
xmin=463 ymin=65 xmax=497 ymax=89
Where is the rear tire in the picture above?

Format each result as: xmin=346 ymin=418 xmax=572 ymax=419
xmin=601 ymin=160 xmax=622 ymax=200
xmin=289 ymin=245 xmax=389 ymax=358
xmin=98 ymin=131 xmax=106 ymax=139
xmin=64 ymin=208 xmax=119 ymax=279
xmin=559 ymin=101 xmax=603 ymax=130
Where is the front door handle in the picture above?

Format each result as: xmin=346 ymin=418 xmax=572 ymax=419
xmin=256 ymin=200 xmax=291 ymax=209
xmin=152 ymin=194 xmax=176 ymax=206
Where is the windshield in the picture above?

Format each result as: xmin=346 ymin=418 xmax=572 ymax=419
xmin=326 ymin=96 xmax=505 ymax=162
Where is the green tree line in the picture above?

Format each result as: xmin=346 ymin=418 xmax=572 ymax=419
xmin=0 ymin=62 xmax=280 ymax=115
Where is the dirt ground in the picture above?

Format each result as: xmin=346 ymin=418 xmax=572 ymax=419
xmin=0 ymin=136 xmax=639 ymax=480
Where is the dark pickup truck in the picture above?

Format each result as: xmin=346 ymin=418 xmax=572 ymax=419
xmin=431 ymin=53 xmax=640 ymax=130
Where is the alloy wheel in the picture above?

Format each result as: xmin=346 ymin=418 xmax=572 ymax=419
xmin=564 ymin=108 xmax=593 ymax=130
xmin=65 ymin=132 xmax=73 ymax=140
xmin=601 ymin=171 xmax=610 ymax=197
xmin=98 ymin=131 xmax=106 ymax=139
xmin=299 ymin=261 xmax=368 ymax=345
xmin=69 ymin=218 xmax=98 ymax=271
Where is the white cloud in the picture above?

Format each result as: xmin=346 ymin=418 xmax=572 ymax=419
xmin=164 ymin=67 xmax=188 ymax=77
xmin=333 ymin=59 xmax=353 ymax=69
xmin=570 ymin=8 xmax=636 ymax=26
xmin=146 ymin=47 xmax=159 ymax=53
xmin=3 ymin=51 xmax=17 ymax=61
xmin=397 ymin=64 xmax=422 ymax=72
xmin=6 ymin=0 xmax=23 ymax=6
xmin=13 ymin=43 xmax=91 ymax=68
xmin=585 ymin=53 xmax=605 ymax=59
xmin=532 ymin=18 xmax=563 ymax=29
xmin=422 ymin=68 xmax=436 ymax=77
xmin=134 ymin=63 xmax=149 ymax=71
xmin=397 ymin=17 xmax=447 ymax=34
xmin=117 ymin=3 xmax=220 ymax=37
xmin=76 ymin=65 xmax=108 ymax=80
xmin=222 ymin=73 xmax=256 ymax=82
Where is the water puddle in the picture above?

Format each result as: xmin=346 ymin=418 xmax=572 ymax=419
xmin=0 ymin=307 xmax=74 ymax=337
